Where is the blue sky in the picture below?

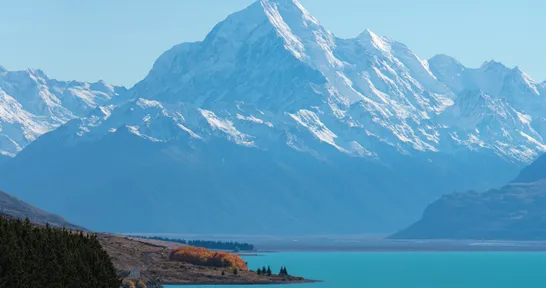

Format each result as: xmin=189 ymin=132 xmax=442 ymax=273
xmin=0 ymin=0 xmax=544 ymax=87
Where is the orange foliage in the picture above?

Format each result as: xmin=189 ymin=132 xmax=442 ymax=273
xmin=169 ymin=246 xmax=248 ymax=271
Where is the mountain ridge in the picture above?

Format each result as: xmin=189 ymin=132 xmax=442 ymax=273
xmin=0 ymin=67 xmax=126 ymax=156
xmin=0 ymin=189 xmax=85 ymax=230
xmin=391 ymin=153 xmax=546 ymax=240
xmin=0 ymin=0 xmax=544 ymax=234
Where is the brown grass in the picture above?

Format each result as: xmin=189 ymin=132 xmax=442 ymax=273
xmin=97 ymin=233 xmax=316 ymax=285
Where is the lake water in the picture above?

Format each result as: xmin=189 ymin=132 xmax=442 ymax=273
xmin=169 ymin=252 xmax=546 ymax=288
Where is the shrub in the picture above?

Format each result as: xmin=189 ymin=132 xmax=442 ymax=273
xmin=169 ymin=246 xmax=248 ymax=270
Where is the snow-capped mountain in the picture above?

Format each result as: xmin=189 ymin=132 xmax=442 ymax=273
xmin=119 ymin=0 xmax=546 ymax=163
xmin=0 ymin=66 xmax=125 ymax=156
xmin=0 ymin=0 xmax=544 ymax=233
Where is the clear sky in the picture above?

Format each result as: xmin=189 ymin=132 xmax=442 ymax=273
xmin=1 ymin=0 xmax=544 ymax=87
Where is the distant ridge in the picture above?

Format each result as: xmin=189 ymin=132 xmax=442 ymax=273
xmin=0 ymin=190 xmax=85 ymax=231
xmin=392 ymin=153 xmax=546 ymax=240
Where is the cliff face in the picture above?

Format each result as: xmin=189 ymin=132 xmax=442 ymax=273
xmin=392 ymin=154 xmax=546 ymax=240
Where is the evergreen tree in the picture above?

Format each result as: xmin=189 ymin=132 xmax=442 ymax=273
xmin=0 ymin=216 xmax=121 ymax=288
xmin=279 ymin=266 xmax=287 ymax=276
xmin=266 ymin=266 xmax=272 ymax=276
xmin=256 ymin=269 xmax=261 ymax=275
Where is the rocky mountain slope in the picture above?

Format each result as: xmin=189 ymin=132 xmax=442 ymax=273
xmin=0 ymin=0 xmax=545 ymax=234
xmin=0 ymin=65 xmax=125 ymax=156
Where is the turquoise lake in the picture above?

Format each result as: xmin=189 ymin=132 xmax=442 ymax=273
xmin=169 ymin=252 xmax=546 ymax=287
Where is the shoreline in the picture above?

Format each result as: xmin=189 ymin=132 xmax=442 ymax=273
xmin=98 ymin=234 xmax=319 ymax=286
xmin=255 ymin=248 xmax=546 ymax=253
xmin=161 ymin=279 xmax=322 ymax=286
xmin=253 ymin=246 xmax=546 ymax=253
xmin=247 ymin=239 xmax=546 ymax=253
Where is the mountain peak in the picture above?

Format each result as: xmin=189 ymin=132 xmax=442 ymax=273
xmin=0 ymin=65 xmax=6 ymax=73
xmin=357 ymin=29 xmax=392 ymax=54
xmin=260 ymin=0 xmax=300 ymax=6
xmin=429 ymin=54 xmax=463 ymax=66
xmin=480 ymin=59 xmax=508 ymax=71
xmin=206 ymin=0 xmax=319 ymax=50
xmin=259 ymin=0 xmax=310 ymax=15
xmin=202 ymin=0 xmax=335 ymax=66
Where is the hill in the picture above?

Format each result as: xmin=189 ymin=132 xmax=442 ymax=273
xmin=392 ymin=153 xmax=546 ymax=240
xmin=0 ymin=189 xmax=85 ymax=231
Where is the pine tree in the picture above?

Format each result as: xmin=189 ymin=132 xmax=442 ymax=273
xmin=279 ymin=266 xmax=287 ymax=276
xmin=0 ymin=216 xmax=121 ymax=288
xmin=257 ymin=269 xmax=261 ymax=275
xmin=267 ymin=266 xmax=272 ymax=276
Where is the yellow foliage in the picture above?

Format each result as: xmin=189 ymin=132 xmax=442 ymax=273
xmin=170 ymin=245 xmax=248 ymax=270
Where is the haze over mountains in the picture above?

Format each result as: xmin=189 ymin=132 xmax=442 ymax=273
xmin=0 ymin=0 xmax=545 ymax=234
xmin=0 ymin=189 xmax=84 ymax=230
xmin=392 ymin=152 xmax=546 ymax=240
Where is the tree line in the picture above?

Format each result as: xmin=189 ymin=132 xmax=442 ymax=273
xmin=256 ymin=265 xmax=289 ymax=276
xmin=0 ymin=216 xmax=121 ymax=288
xmin=187 ymin=240 xmax=254 ymax=251
xmin=135 ymin=236 xmax=255 ymax=251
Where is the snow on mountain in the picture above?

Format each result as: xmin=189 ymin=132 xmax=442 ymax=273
xmin=0 ymin=0 xmax=544 ymax=233
xmin=1 ymin=0 xmax=543 ymax=161
xmin=0 ymin=68 xmax=126 ymax=155
xmin=97 ymin=0 xmax=546 ymax=164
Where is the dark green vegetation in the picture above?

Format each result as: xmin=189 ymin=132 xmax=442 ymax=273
xmin=256 ymin=266 xmax=272 ymax=276
xmin=279 ymin=266 xmax=289 ymax=276
xmin=0 ymin=216 xmax=120 ymax=288
xmin=393 ymin=153 xmax=546 ymax=240
xmin=188 ymin=240 xmax=254 ymax=251
xmin=255 ymin=266 xmax=289 ymax=277
xmin=256 ymin=265 xmax=289 ymax=278
xmin=133 ymin=236 xmax=254 ymax=251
